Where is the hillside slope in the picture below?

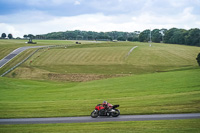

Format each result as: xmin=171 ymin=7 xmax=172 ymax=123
xmin=0 ymin=68 xmax=199 ymax=118
xmin=7 ymin=42 xmax=200 ymax=81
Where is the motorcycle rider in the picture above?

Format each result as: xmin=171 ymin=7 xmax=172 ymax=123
xmin=102 ymin=101 xmax=113 ymax=114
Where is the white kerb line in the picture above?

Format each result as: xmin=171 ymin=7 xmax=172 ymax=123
xmin=124 ymin=46 xmax=138 ymax=59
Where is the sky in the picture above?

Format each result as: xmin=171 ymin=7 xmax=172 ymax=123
xmin=0 ymin=0 xmax=200 ymax=37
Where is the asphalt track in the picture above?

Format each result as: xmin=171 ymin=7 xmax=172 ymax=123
xmin=0 ymin=113 xmax=200 ymax=125
xmin=0 ymin=46 xmax=45 ymax=68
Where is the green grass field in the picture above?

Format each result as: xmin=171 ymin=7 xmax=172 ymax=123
xmin=0 ymin=68 xmax=199 ymax=118
xmin=0 ymin=40 xmax=200 ymax=132
xmin=0 ymin=119 xmax=200 ymax=133
xmin=25 ymin=42 xmax=200 ymax=73
xmin=4 ymin=41 xmax=199 ymax=82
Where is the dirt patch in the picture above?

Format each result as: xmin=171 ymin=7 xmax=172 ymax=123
xmin=7 ymin=67 xmax=130 ymax=82
xmin=47 ymin=73 xmax=129 ymax=82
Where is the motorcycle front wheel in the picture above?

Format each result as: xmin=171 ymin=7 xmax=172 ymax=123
xmin=112 ymin=109 xmax=120 ymax=117
xmin=91 ymin=110 xmax=98 ymax=118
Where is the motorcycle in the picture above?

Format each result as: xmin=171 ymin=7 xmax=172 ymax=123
xmin=91 ymin=104 xmax=120 ymax=118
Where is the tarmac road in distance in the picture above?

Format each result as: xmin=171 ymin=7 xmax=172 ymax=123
xmin=0 ymin=46 xmax=46 ymax=68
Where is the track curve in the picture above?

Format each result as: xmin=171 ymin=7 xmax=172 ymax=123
xmin=0 ymin=113 xmax=200 ymax=125
xmin=0 ymin=46 xmax=46 ymax=68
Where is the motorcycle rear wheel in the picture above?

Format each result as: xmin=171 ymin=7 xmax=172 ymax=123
xmin=91 ymin=110 xmax=98 ymax=118
xmin=112 ymin=109 xmax=120 ymax=117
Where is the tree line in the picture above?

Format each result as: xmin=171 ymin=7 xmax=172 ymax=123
xmin=32 ymin=28 xmax=200 ymax=46
xmin=1 ymin=27 xmax=200 ymax=46
xmin=0 ymin=33 xmax=13 ymax=39
xmin=139 ymin=28 xmax=200 ymax=46
xmin=25 ymin=30 xmax=140 ymax=41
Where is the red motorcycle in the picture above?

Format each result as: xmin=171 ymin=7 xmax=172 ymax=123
xmin=91 ymin=104 xmax=120 ymax=118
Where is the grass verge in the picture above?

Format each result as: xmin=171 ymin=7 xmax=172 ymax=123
xmin=0 ymin=119 xmax=200 ymax=133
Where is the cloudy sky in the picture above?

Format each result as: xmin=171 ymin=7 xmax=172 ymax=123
xmin=0 ymin=0 xmax=200 ymax=37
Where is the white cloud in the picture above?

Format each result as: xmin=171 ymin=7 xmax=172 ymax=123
xmin=3 ymin=8 xmax=200 ymax=37
xmin=1 ymin=0 xmax=200 ymax=37
xmin=0 ymin=23 xmax=21 ymax=37
xmin=74 ymin=0 xmax=81 ymax=5
xmin=3 ymin=10 xmax=199 ymax=38
xmin=168 ymin=0 xmax=189 ymax=7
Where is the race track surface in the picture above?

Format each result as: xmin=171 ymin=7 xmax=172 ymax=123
xmin=0 ymin=113 xmax=200 ymax=125
xmin=0 ymin=46 xmax=45 ymax=68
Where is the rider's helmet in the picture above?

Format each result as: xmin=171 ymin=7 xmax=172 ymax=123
xmin=103 ymin=101 xmax=108 ymax=105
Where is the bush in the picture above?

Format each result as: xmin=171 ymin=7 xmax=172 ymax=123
xmin=196 ymin=53 xmax=200 ymax=66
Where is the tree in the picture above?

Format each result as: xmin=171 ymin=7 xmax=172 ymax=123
xmin=152 ymin=29 xmax=161 ymax=43
xmin=173 ymin=29 xmax=187 ymax=44
xmin=76 ymin=35 xmax=83 ymax=40
xmin=1 ymin=33 xmax=6 ymax=39
xmin=127 ymin=35 xmax=139 ymax=41
xmin=159 ymin=28 xmax=167 ymax=42
xmin=23 ymin=35 xmax=28 ymax=39
xmin=185 ymin=28 xmax=200 ymax=46
xmin=117 ymin=36 xmax=126 ymax=41
xmin=164 ymin=28 xmax=177 ymax=43
xmin=8 ymin=33 xmax=13 ymax=39
xmin=27 ymin=34 xmax=34 ymax=43
xmin=127 ymin=37 xmax=133 ymax=41
xmin=196 ymin=53 xmax=200 ymax=66
xmin=139 ymin=29 xmax=150 ymax=42
xmin=28 ymin=34 xmax=34 ymax=39
xmin=131 ymin=32 xmax=139 ymax=41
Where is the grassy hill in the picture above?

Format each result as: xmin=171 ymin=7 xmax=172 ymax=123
xmin=0 ymin=40 xmax=200 ymax=132
xmin=4 ymin=41 xmax=200 ymax=81
xmin=0 ymin=40 xmax=199 ymax=117
xmin=0 ymin=68 xmax=200 ymax=118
